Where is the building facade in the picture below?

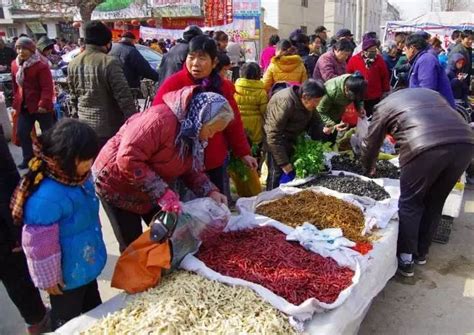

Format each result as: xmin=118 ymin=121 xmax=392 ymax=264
xmin=0 ymin=0 xmax=74 ymax=41
xmin=261 ymin=0 xmax=326 ymax=39
xmin=382 ymin=1 xmax=401 ymax=22
xmin=324 ymin=0 xmax=383 ymax=41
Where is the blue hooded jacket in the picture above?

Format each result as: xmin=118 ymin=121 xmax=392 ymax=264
xmin=408 ymin=48 xmax=455 ymax=108
xmin=24 ymin=177 xmax=107 ymax=290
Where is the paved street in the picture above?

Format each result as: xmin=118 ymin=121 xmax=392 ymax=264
xmin=1 ymin=142 xmax=473 ymax=335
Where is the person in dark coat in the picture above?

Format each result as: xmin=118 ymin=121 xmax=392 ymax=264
xmin=0 ymin=125 xmax=49 ymax=334
xmin=448 ymin=30 xmax=472 ymax=85
xmin=263 ymin=79 xmax=326 ymax=190
xmin=0 ymin=38 xmax=16 ymax=73
xmin=446 ymin=53 xmax=469 ymax=102
xmin=303 ymin=34 xmax=322 ymax=78
xmin=361 ymin=88 xmax=474 ymax=277
xmin=156 ymin=25 xmax=203 ymax=88
xmin=109 ymin=31 xmax=159 ymax=89
xmin=314 ymin=26 xmax=329 ymax=54
xmin=405 ymin=34 xmax=455 ymax=108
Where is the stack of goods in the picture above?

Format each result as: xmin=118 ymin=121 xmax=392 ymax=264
xmin=255 ymin=190 xmax=368 ymax=243
xmin=330 ymin=154 xmax=400 ymax=179
xmin=196 ymin=226 xmax=355 ymax=305
xmin=300 ymin=173 xmax=390 ymax=201
xmin=83 ymin=271 xmax=296 ymax=334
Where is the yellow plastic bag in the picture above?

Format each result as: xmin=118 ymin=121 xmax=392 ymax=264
xmin=111 ymin=230 xmax=171 ymax=294
xmin=229 ymin=169 xmax=262 ymax=197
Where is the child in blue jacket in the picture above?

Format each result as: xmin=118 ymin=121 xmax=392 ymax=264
xmin=11 ymin=119 xmax=106 ymax=330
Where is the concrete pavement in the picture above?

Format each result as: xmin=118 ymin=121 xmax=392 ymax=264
xmin=1 ymin=142 xmax=473 ymax=335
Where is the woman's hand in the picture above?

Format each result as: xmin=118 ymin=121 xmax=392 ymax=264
xmin=37 ymin=107 xmax=48 ymax=113
xmin=46 ymin=280 xmax=64 ymax=296
xmin=158 ymin=189 xmax=182 ymax=214
xmin=323 ymin=126 xmax=334 ymax=135
xmin=241 ymin=155 xmax=258 ymax=170
xmin=209 ymin=191 xmax=228 ymax=206
xmin=335 ymin=122 xmax=349 ymax=132
xmin=281 ymin=163 xmax=293 ymax=174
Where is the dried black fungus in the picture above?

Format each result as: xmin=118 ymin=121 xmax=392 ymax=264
xmin=300 ymin=173 xmax=390 ymax=201
xmin=330 ymin=155 xmax=400 ymax=179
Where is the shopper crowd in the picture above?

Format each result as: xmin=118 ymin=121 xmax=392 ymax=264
xmin=0 ymin=20 xmax=473 ymax=334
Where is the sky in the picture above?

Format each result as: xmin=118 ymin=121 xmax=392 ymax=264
xmin=390 ymin=0 xmax=432 ymax=20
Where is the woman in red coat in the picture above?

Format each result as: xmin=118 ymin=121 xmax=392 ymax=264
xmin=12 ymin=37 xmax=54 ymax=169
xmin=153 ymin=35 xmax=257 ymax=194
xmin=93 ymin=86 xmax=232 ymax=252
xmin=347 ymin=37 xmax=390 ymax=117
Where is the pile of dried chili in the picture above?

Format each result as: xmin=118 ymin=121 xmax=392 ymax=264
xmin=196 ymin=226 xmax=355 ymax=305
xmin=255 ymin=190 xmax=368 ymax=243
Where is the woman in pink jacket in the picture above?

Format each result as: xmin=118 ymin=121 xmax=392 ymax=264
xmin=260 ymin=34 xmax=280 ymax=71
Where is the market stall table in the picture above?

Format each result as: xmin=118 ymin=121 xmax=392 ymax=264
xmin=57 ymin=182 xmax=400 ymax=334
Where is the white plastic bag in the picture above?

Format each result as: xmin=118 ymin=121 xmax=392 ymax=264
xmin=170 ymin=198 xmax=231 ymax=268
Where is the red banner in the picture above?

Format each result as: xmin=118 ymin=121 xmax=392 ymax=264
xmin=111 ymin=29 xmax=140 ymax=42
xmin=204 ymin=0 xmax=233 ymax=27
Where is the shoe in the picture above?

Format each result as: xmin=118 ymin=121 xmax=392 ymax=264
xmin=17 ymin=161 xmax=29 ymax=170
xmin=26 ymin=309 xmax=51 ymax=335
xmin=414 ymin=254 xmax=427 ymax=265
xmin=397 ymin=258 xmax=414 ymax=277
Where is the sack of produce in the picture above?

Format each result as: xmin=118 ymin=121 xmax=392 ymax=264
xmin=112 ymin=230 xmax=172 ymax=294
xmin=228 ymin=155 xmax=262 ymax=197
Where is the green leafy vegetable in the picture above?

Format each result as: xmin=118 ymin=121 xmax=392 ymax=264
xmin=228 ymin=154 xmax=250 ymax=182
xmin=292 ymin=136 xmax=332 ymax=178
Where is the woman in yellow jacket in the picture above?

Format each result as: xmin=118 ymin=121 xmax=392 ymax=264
xmin=234 ymin=62 xmax=268 ymax=145
xmin=262 ymin=39 xmax=308 ymax=92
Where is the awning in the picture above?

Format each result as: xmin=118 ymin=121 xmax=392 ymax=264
xmin=26 ymin=21 xmax=47 ymax=34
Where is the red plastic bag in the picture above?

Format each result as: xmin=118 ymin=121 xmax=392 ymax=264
xmin=341 ymin=103 xmax=358 ymax=127
xmin=111 ymin=230 xmax=171 ymax=294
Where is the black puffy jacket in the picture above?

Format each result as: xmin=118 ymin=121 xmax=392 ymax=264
xmin=0 ymin=125 xmax=20 ymax=258
xmin=361 ymin=88 xmax=474 ymax=170
xmin=110 ymin=41 xmax=159 ymax=89
xmin=157 ymin=42 xmax=189 ymax=88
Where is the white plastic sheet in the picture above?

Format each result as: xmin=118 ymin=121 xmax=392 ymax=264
xmin=237 ymin=185 xmax=399 ymax=232
xmin=56 ymin=219 xmax=399 ymax=335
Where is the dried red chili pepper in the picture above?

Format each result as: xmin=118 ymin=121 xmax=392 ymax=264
xmin=196 ymin=226 xmax=355 ymax=305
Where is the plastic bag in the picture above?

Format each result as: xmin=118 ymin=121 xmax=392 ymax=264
xmin=350 ymin=117 xmax=369 ymax=155
xmin=229 ymin=169 xmax=262 ymax=197
xmin=341 ymin=103 xmax=358 ymax=127
xmin=111 ymin=230 xmax=171 ymax=294
xmin=170 ymin=198 xmax=231 ymax=268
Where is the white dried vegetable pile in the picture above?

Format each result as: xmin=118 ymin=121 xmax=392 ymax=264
xmin=83 ymin=271 xmax=296 ymax=335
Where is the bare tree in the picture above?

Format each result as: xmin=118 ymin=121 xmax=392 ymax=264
xmin=22 ymin=0 xmax=104 ymax=23
xmin=440 ymin=0 xmax=470 ymax=11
